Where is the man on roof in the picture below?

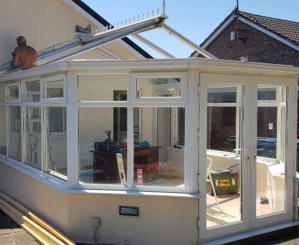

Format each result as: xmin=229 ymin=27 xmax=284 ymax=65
xmin=12 ymin=36 xmax=37 ymax=69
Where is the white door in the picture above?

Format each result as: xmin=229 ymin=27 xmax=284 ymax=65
xmin=199 ymin=79 xmax=296 ymax=242
xmin=250 ymin=83 xmax=295 ymax=229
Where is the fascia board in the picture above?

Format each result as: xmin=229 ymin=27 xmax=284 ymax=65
xmin=0 ymin=63 xmax=69 ymax=83
xmin=63 ymin=0 xmax=106 ymax=28
xmin=201 ymin=14 xmax=235 ymax=50
xmin=1 ymin=58 xmax=298 ymax=83
xmin=239 ymin=16 xmax=299 ymax=52
xmin=67 ymin=59 xmax=299 ymax=77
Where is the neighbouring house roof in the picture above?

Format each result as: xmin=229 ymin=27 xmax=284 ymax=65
xmin=192 ymin=10 xmax=299 ymax=56
xmin=239 ymin=11 xmax=299 ymax=46
xmin=72 ymin=0 xmax=152 ymax=59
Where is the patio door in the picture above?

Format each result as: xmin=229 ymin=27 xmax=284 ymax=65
xmin=199 ymin=79 xmax=295 ymax=242
xmin=250 ymin=84 xmax=294 ymax=229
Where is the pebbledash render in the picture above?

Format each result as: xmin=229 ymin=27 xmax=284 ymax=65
xmin=0 ymin=58 xmax=298 ymax=244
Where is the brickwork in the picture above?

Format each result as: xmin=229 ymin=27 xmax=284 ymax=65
xmin=205 ymin=19 xmax=299 ymax=67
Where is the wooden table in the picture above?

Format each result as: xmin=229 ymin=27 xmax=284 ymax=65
xmin=93 ymin=146 xmax=159 ymax=182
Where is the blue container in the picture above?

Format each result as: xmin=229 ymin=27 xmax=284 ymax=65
xmin=257 ymin=138 xmax=276 ymax=158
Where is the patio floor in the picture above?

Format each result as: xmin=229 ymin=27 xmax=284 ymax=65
xmin=207 ymin=193 xmax=273 ymax=227
xmin=0 ymin=210 xmax=38 ymax=245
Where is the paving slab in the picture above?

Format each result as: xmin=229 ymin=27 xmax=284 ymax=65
xmin=0 ymin=210 xmax=38 ymax=245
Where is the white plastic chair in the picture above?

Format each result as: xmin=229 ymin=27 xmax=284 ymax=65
xmin=207 ymin=157 xmax=221 ymax=210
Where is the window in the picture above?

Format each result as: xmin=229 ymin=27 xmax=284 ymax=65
xmin=44 ymin=80 xmax=64 ymax=99
xmin=79 ymin=107 xmax=127 ymax=184
xmin=48 ymin=107 xmax=66 ymax=133
xmin=22 ymin=80 xmax=40 ymax=102
xmin=0 ymin=106 xmax=6 ymax=155
xmin=78 ymin=72 xmax=187 ymax=191
xmin=207 ymin=87 xmax=240 ymax=152
xmin=256 ymin=86 xmax=284 ymax=159
xmin=41 ymin=74 xmax=66 ymax=103
xmin=133 ymin=107 xmax=185 ymax=187
xmin=6 ymin=83 xmax=20 ymax=102
xmin=256 ymin=86 xmax=286 ymax=216
xmin=132 ymin=73 xmax=186 ymax=101
xmin=8 ymin=106 xmax=21 ymax=161
xmin=136 ymin=77 xmax=181 ymax=97
xmin=0 ymin=76 xmax=68 ymax=181
xmin=24 ymin=107 xmax=41 ymax=169
xmin=78 ymin=75 xmax=128 ymax=101
xmin=45 ymin=107 xmax=67 ymax=179
xmin=0 ymin=85 xmax=5 ymax=102
xmin=206 ymin=85 xmax=242 ymax=228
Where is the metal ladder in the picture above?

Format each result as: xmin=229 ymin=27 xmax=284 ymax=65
xmin=26 ymin=89 xmax=56 ymax=171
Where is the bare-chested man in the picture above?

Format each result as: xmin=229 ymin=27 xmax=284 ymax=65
xmin=12 ymin=36 xmax=37 ymax=69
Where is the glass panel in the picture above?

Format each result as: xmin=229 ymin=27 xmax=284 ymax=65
xmin=44 ymin=80 xmax=64 ymax=99
xmin=23 ymin=81 xmax=40 ymax=102
xmin=256 ymin=87 xmax=285 ymax=216
xmin=24 ymin=107 xmax=41 ymax=169
xmin=206 ymin=88 xmax=242 ymax=228
xmin=257 ymin=107 xmax=277 ymax=158
xmin=45 ymin=107 xmax=67 ymax=180
xmin=0 ymin=85 xmax=5 ymax=102
xmin=79 ymin=107 xmax=127 ymax=184
xmin=136 ymin=78 xmax=181 ymax=97
xmin=208 ymin=87 xmax=237 ymax=103
xmin=0 ymin=106 xmax=6 ymax=155
xmin=133 ymin=107 xmax=185 ymax=187
xmin=207 ymin=107 xmax=236 ymax=152
xmin=8 ymin=106 xmax=21 ymax=161
xmin=258 ymin=88 xmax=276 ymax=101
xmin=7 ymin=85 xmax=19 ymax=101
xmin=78 ymin=75 xmax=128 ymax=101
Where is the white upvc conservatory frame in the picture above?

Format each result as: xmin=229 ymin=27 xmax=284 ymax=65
xmin=74 ymin=71 xmax=191 ymax=193
xmin=0 ymin=59 xmax=298 ymax=244
xmin=198 ymin=74 xmax=297 ymax=242
xmin=5 ymin=81 xmax=21 ymax=104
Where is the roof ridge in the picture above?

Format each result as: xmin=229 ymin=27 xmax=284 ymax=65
xmin=239 ymin=10 xmax=299 ymax=24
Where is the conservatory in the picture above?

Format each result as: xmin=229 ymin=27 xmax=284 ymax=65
xmin=0 ymin=58 xmax=298 ymax=245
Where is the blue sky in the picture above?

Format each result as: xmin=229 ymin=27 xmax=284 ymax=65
xmin=82 ymin=0 xmax=299 ymax=58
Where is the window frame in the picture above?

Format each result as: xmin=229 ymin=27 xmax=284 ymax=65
xmin=256 ymin=85 xmax=286 ymax=164
xmin=21 ymin=77 xmax=41 ymax=104
xmin=206 ymin=84 xmax=242 ymax=156
xmin=41 ymin=74 xmax=67 ymax=104
xmin=0 ymin=75 xmax=68 ymax=183
xmin=5 ymin=82 xmax=21 ymax=104
xmin=76 ymin=72 xmax=188 ymax=193
xmin=131 ymin=72 xmax=187 ymax=103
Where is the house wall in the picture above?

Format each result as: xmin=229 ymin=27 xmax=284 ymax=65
xmin=205 ymin=20 xmax=299 ymax=66
xmin=0 ymin=0 xmax=140 ymax=66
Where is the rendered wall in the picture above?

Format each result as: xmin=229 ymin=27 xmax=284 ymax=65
xmin=0 ymin=0 xmax=140 ymax=66
xmin=0 ymin=162 xmax=198 ymax=245
xmin=0 ymin=163 xmax=69 ymax=232
xmin=65 ymin=193 xmax=198 ymax=245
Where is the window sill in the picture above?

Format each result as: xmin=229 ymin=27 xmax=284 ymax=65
xmin=68 ymin=187 xmax=201 ymax=198
xmin=0 ymin=156 xmax=200 ymax=199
